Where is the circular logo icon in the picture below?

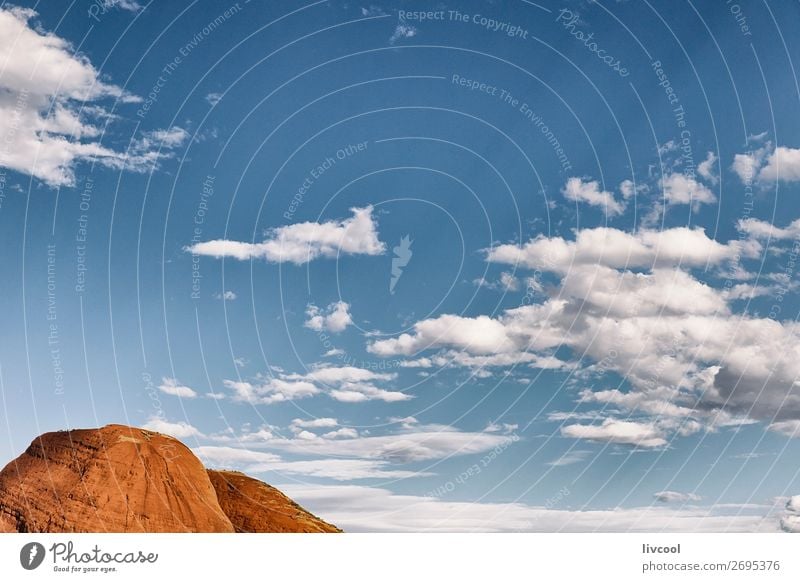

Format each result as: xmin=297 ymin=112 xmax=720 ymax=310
xmin=20 ymin=542 xmax=46 ymax=570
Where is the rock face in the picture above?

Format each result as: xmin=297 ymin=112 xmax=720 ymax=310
xmin=208 ymin=470 xmax=341 ymax=533
xmin=0 ymin=424 xmax=339 ymax=533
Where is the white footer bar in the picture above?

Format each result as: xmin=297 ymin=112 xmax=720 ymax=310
xmin=1 ymin=533 xmax=795 ymax=581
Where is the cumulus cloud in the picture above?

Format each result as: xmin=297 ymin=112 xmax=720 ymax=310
xmin=738 ymin=217 xmax=800 ymax=241
xmin=697 ymin=151 xmax=718 ymax=184
xmin=484 ymin=225 xmax=756 ymax=272
xmin=289 ymin=365 xmax=410 ymax=403
xmin=758 ymin=146 xmax=800 ymax=183
xmin=369 ymin=313 xmax=518 ymax=357
xmin=157 ymin=377 xmax=198 ymax=398
xmin=286 ymin=419 xmax=359 ymax=440
xmin=283 ymin=484 xmax=781 ymax=532
xmin=224 ymin=364 xmax=410 ymax=405
xmin=370 ymin=265 xmax=732 ymax=359
xmin=305 ymin=301 xmax=353 ymax=333
xmin=0 ymin=7 xmax=185 ymax=186
xmin=732 ymin=146 xmax=768 ymax=184
xmin=659 ymin=173 xmax=717 ymax=209
xmin=562 ymin=177 xmax=626 ymax=217
xmin=291 ymin=418 xmax=340 ymax=430
xmin=142 ymin=416 xmax=203 ymax=439
xmin=186 ymin=206 xmax=385 ymax=264
xmin=224 ymin=378 xmax=320 ymax=405
xmin=780 ymin=495 xmax=800 ymax=532
xmin=733 ymin=142 xmax=800 ymax=185
xmin=654 ymin=491 xmax=702 ymax=503
xmin=369 ymin=225 xmax=800 ymax=444
xmin=329 ymin=383 xmax=410 ymax=403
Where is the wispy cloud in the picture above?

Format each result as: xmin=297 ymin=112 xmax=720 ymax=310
xmin=186 ymin=206 xmax=385 ymax=264
xmin=0 ymin=7 xmax=185 ymax=186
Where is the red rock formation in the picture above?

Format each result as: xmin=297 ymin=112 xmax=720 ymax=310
xmin=0 ymin=424 xmax=339 ymax=533
xmin=208 ymin=469 xmax=341 ymax=533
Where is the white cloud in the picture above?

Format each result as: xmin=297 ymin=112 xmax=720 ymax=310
xmin=370 ymin=225 xmax=800 ymax=443
xmin=283 ymin=484 xmax=782 ymax=532
xmin=780 ymin=495 xmax=800 ymax=532
xmin=192 ymin=421 xmax=512 ymax=480
xmin=186 ymin=206 xmax=385 ymax=264
xmin=369 ymin=313 xmax=518 ymax=357
xmin=290 ymin=365 xmax=395 ymax=385
xmin=473 ymin=271 xmax=520 ymax=292
xmin=654 ymin=491 xmax=702 ymax=503
xmin=484 ymin=226 xmax=756 ymax=272
xmin=361 ymin=6 xmax=388 ymax=17
xmin=660 ymin=173 xmax=717 ymax=208
xmin=484 ymin=422 xmax=518 ymax=434
xmin=211 ymin=419 xmax=512 ymax=466
xmin=732 ymin=146 xmax=767 ymax=183
xmin=214 ymin=290 xmax=237 ymax=301
xmin=562 ymin=177 xmax=626 ymax=217
xmin=399 ymin=349 xmax=566 ymax=373
xmin=157 ymin=377 xmax=198 ymax=399
xmin=134 ymin=126 xmax=188 ymax=149
xmin=758 ymin=146 xmax=800 ymax=183
xmin=329 ymin=382 xmax=411 ymax=403
xmin=288 ymin=418 xmax=359 ymax=439
xmin=205 ymin=92 xmax=223 ymax=106
xmin=738 ymin=217 xmax=800 ymax=240
xmin=697 ymin=151 xmax=718 ymax=184
xmin=260 ymin=424 xmax=513 ymax=464
xmin=370 ymin=266 xmax=730 ymax=359
xmin=90 ymin=0 xmax=142 ymax=17
xmin=768 ymin=420 xmax=800 ymax=438
xmin=547 ymin=450 xmax=590 ymax=467
xmin=194 ymin=446 xmax=423 ymax=480
xmin=224 ymin=364 xmax=409 ymax=405
xmin=142 ymin=416 xmax=203 ymax=439
xmin=291 ymin=418 xmax=340 ymax=430
xmin=618 ymin=179 xmax=647 ymax=200
xmin=322 ymin=428 xmax=359 ymax=439
xmin=561 ymin=419 xmax=667 ymax=448
xmin=0 ymin=7 xmax=184 ymax=186
xmin=305 ymin=301 xmax=353 ymax=333
xmin=118 ymin=0 xmax=142 ymax=11
xmin=732 ymin=143 xmax=800 ymax=185
xmin=224 ymin=378 xmax=320 ymax=405
xmin=389 ymin=23 xmax=417 ymax=44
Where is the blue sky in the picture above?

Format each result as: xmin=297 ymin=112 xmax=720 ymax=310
xmin=2 ymin=0 xmax=800 ymax=532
